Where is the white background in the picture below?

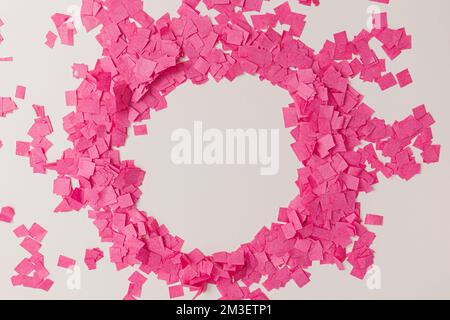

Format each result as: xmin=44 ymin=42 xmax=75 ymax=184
xmin=0 ymin=0 xmax=449 ymax=299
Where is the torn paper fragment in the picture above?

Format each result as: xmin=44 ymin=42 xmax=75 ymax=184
xmin=57 ymin=255 xmax=76 ymax=269
xmin=84 ymin=248 xmax=104 ymax=270
xmin=365 ymin=214 xmax=384 ymax=226
xmin=0 ymin=206 xmax=15 ymax=223
xmin=15 ymin=85 xmax=26 ymax=100
xmin=396 ymin=69 xmax=413 ymax=88
xmin=133 ymin=124 xmax=148 ymax=136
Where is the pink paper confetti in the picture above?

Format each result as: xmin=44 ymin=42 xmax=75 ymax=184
xmin=13 ymin=225 xmax=29 ymax=238
xmin=16 ymin=141 xmax=31 ymax=156
xmin=125 ymin=271 xmax=148 ymax=299
xmin=133 ymin=124 xmax=148 ymax=136
xmin=11 ymin=223 xmax=53 ymax=291
xmin=15 ymin=85 xmax=26 ymax=100
xmin=57 ymin=255 xmax=76 ymax=269
xmin=29 ymin=223 xmax=48 ymax=242
xmin=365 ymin=214 xmax=384 ymax=226
xmin=169 ymin=285 xmax=185 ymax=299
xmin=0 ymin=206 xmax=15 ymax=223
xmin=0 ymin=97 xmax=17 ymax=117
xmin=50 ymin=13 xmax=77 ymax=47
xmin=377 ymin=72 xmax=398 ymax=91
xmin=396 ymin=69 xmax=413 ymax=88
xmin=9 ymin=0 xmax=439 ymax=300
xmin=45 ymin=31 xmax=57 ymax=48
xmin=19 ymin=105 xmax=53 ymax=174
xmin=0 ymin=57 xmax=13 ymax=62
xmin=84 ymin=248 xmax=104 ymax=270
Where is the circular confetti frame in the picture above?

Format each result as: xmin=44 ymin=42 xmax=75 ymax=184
xmin=41 ymin=0 xmax=439 ymax=299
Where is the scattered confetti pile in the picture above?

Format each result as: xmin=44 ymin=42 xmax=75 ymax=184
xmin=11 ymin=223 xmax=53 ymax=291
xmin=0 ymin=0 xmax=441 ymax=299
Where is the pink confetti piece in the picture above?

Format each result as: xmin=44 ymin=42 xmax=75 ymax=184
xmin=28 ymin=223 xmax=48 ymax=242
xmin=292 ymin=269 xmax=311 ymax=288
xmin=133 ymin=124 xmax=148 ymax=136
xmin=84 ymin=248 xmax=104 ymax=270
xmin=169 ymin=285 xmax=185 ymax=299
xmin=57 ymin=255 xmax=76 ymax=269
xmin=65 ymin=90 xmax=77 ymax=106
xmin=13 ymin=225 xmax=29 ymax=238
xmin=16 ymin=141 xmax=31 ymax=157
xmin=18 ymin=105 xmax=54 ymax=174
xmin=0 ymin=206 xmax=15 ymax=223
xmin=15 ymin=85 xmax=26 ymax=100
xmin=45 ymin=31 xmax=57 ymax=48
xmin=377 ymin=72 xmax=398 ymax=91
xmin=50 ymin=13 xmax=77 ymax=47
xmin=421 ymin=145 xmax=441 ymax=164
xmin=365 ymin=214 xmax=384 ymax=226
xmin=20 ymin=237 xmax=41 ymax=254
xmin=396 ymin=69 xmax=413 ymax=88
xmin=0 ymin=97 xmax=17 ymax=117
xmin=124 ymin=271 xmax=147 ymax=299
xmin=12 ymin=223 xmax=53 ymax=291
xmin=53 ymin=177 xmax=72 ymax=196
xmin=0 ymin=56 xmax=13 ymax=62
